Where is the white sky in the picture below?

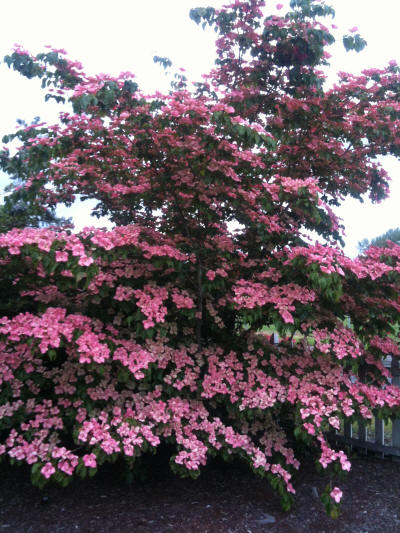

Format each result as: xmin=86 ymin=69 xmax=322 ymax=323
xmin=1 ymin=0 xmax=400 ymax=256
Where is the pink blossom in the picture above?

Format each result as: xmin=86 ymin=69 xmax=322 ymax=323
xmin=55 ymin=251 xmax=68 ymax=262
xmin=8 ymin=247 xmax=20 ymax=255
xmin=330 ymin=487 xmax=343 ymax=503
xmin=41 ymin=462 xmax=56 ymax=479
xmin=114 ymin=286 xmax=135 ymax=301
xmin=78 ymin=255 xmax=94 ymax=267
xmin=82 ymin=453 xmax=97 ymax=468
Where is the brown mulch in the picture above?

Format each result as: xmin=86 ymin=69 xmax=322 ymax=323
xmin=1 ymin=453 xmax=400 ymax=533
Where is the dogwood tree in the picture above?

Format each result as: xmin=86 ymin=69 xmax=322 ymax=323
xmin=1 ymin=0 xmax=400 ymax=515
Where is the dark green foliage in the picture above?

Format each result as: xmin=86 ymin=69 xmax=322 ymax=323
xmin=358 ymin=227 xmax=400 ymax=253
xmin=0 ymin=191 xmax=70 ymax=233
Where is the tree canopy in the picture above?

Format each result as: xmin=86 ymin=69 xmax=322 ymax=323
xmin=1 ymin=0 xmax=400 ymax=516
xmin=0 ymin=190 xmax=70 ymax=233
xmin=358 ymin=227 xmax=400 ymax=253
xmin=0 ymin=117 xmax=70 ymax=233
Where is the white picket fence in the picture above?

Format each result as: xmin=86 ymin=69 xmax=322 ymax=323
xmin=269 ymin=333 xmax=400 ymax=457
xmin=328 ymin=356 xmax=400 ymax=457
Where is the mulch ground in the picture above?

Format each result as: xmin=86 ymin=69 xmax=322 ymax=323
xmin=1 ymin=452 xmax=400 ymax=533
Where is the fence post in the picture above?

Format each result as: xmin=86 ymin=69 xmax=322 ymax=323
xmin=344 ymin=420 xmax=352 ymax=440
xmin=358 ymin=420 xmax=367 ymax=443
xmin=391 ymin=357 xmax=400 ymax=448
xmin=358 ymin=365 xmax=367 ymax=452
xmin=342 ymin=317 xmax=353 ymax=445
xmin=374 ymin=416 xmax=384 ymax=446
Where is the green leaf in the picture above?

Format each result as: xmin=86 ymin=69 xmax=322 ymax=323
xmin=88 ymin=467 xmax=97 ymax=477
xmin=48 ymin=349 xmax=57 ymax=361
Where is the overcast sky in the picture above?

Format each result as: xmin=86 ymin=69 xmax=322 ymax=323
xmin=1 ymin=0 xmax=400 ymax=256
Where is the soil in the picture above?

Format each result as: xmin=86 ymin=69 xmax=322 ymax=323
xmin=1 ymin=452 xmax=399 ymax=533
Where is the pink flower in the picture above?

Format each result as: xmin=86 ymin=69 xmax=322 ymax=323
xmin=114 ymin=286 xmax=135 ymax=301
xmin=280 ymin=309 xmax=294 ymax=324
xmin=206 ymin=270 xmax=216 ymax=281
xmin=58 ymin=460 xmax=74 ymax=475
xmin=349 ymin=26 xmax=358 ymax=33
xmin=171 ymin=290 xmax=195 ymax=309
xmin=8 ymin=247 xmax=20 ymax=255
xmin=41 ymin=462 xmax=56 ymax=479
xmin=276 ymin=3 xmax=284 ymax=9
xmin=78 ymin=255 xmax=94 ymax=267
xmin=82 ymin=453 xmax=97 ymax=468
xmin=55 ymin=251 xmax=68 ymax=262
xmin=330 ymin=487 xmax=343 ymax=503
xmin=38 ymin=239 xmax=52 ymax=252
